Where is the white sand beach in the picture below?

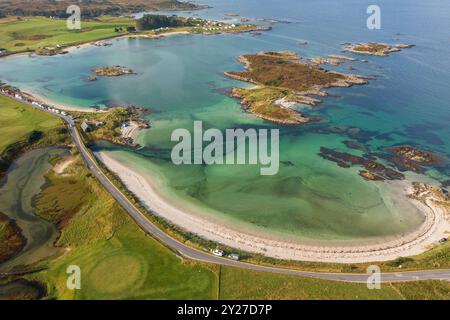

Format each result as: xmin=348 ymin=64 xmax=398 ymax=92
xmin=25 ymin=91 xmax=102 ymax=113
xmin=95 ymin=151 xmax=450 ymax=263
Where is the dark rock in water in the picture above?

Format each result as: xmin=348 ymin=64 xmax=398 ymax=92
xmin=359 ymin=170 xmax=384 ymax=181
xmin=362 ymin=153 xmax=378 ymax=161
xmin=328 ymin=126 xmax=348 ymax=133
xmin=386 ymin=156 xmax=425 ymax=174
xmin=384 ymin=145 xmax=442 ymax=174
xmin=387 ymin=145 xmax=441 ymax=165
xmin=442 ymin=180 xmax=450 ymax=188
xmin=343 ymin=140 xmax=366 ymax=152
xmin=318 ymin=147 xmax=404 ymax=181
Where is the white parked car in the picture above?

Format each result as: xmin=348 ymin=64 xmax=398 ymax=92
xmin=227 ymin=253 xmax=240 ymax=261
xmin=212 ymin=248 xmax=225 ymax=257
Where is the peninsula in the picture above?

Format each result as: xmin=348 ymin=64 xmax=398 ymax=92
xmin=225 ymin=51 xmax=367 ymax=124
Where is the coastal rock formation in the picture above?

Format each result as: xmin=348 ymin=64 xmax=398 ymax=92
xmin=91 ymin=66 xmax=135 ymax=77
xmin=225 ymin=51 xmax=368 ymax=124
xmin=409 ymin=182 xmax=450 ymax=214
xmin=359 ymin=170 xmax=384 ymax=181
xmin=318 ymin=147 xmax=405 ymax=181
xmin=344 ymin=42 xmax=414 ymax=56
xmin=309 ymin=57 xmax=342 ymax=66
xmin=386 ymin=145 xmax=442 ymax=174
xmin=328 ymin=54 xmax=357 ymax=61
xmin=73 ymin=106 xmax=149 ymax=147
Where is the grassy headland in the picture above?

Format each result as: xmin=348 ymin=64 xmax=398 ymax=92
xmin=0 ymin=15 xmax=269 ymax=57
xmin=72 ymin=107 xmax=149 ymax=146
xmin=0 ymin=94 xmax=69 ymax=178
xmin=0 ymin=16 xmax=134 ymax=55
xmin=0 ymin=94 xmax=63 ymax=153
xmin=225 ymin=52 xmax=367 ymax=124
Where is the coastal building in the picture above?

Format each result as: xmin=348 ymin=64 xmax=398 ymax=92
xmin=81 ymin=121 xmax=93 ymax=132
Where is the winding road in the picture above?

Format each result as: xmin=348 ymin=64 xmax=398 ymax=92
xmin=8 ymin=93 xmax=450 ymax=283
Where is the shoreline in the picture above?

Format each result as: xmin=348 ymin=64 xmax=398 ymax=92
xmin=22 ymin=91 xmax=102 ymax=113
xmin=95 ymin=151 xmax=450 ymax=263
xmin=120 ymin=121 xmax=141 ymax=143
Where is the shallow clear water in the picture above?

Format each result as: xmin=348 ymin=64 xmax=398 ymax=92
xmin=0 ymin=0 xmax=449 ymax=241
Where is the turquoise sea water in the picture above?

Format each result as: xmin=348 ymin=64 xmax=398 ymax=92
xmin=0 ymin=0 xmax=449 ymax=241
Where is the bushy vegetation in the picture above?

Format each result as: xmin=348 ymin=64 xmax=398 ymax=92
xmin=136 ymin=14 xmax=195 ymax=30
xmin=72 ymin=107 xmax=137 ymax=145
xmin=0 ymin=0 xmax=200 ymax=18
xmin=232 ymin=87 xmax=303 ymax=122
xmin=229 ymin=54 xmax=343 ymax=92
xmin=0 ymin=212 xmax=26 ymax=264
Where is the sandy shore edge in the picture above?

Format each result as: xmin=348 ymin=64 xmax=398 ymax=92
xmin=95 ymin=151 xmax=450 ymax=263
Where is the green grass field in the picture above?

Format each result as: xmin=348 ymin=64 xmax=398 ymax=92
xmin=0 ymin=16 xmax=134 ymax=54
xmin=219 ymin=266 xmax=450 ymax=300
xmin=0 ymin=95 xmax=63 ymax=154
xmin=32 ymin=157 xmax=218 ymax=300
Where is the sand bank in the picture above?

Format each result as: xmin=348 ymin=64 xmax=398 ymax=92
xmin=95 ymin=151 xmax=450 ymax=263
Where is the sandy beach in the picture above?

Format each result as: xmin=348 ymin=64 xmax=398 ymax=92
xmin=24 ymin=91 xmax=102 ymax=113
xmin=95 ymin=151 xmax=450 ymax=263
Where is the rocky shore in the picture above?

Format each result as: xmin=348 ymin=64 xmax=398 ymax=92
xmin=344 ymin=42 xmax=415 ymax=56
xmin=91 ymin=65 xmax=135 ymax=77
xmin=387 ymin=145 xmax=443 ymax=174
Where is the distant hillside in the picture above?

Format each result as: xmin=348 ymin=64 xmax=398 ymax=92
xmin=0 ymin=0 xmax=205 ymax=18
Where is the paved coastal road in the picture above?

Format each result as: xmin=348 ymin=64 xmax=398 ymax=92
xmin=9 ymin=94 xmax=450 ymax=283
xmin=66 ymin=117 xmax=450 ymax=283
